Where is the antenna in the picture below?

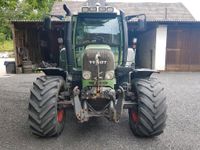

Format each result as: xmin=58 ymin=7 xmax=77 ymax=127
xmin=96 ymin=3 xmax=101 ymax=7
xmin=165 ymin=8 xmax=168 ymax=19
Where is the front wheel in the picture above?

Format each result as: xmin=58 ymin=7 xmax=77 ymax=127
xmin=28 ymin=76 xmax=66 ymax=137
xmin=129 ymin=78 xmax=167 ymax=137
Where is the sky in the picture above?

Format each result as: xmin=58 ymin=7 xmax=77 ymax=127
xmin=74 ymin=0 xmax=200 ymax=20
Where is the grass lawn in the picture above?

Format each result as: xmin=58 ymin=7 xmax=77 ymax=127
xmin=0 ymin=40 xmax=14 ymax=52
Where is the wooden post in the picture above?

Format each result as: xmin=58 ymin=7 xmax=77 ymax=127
xmin=11 ymin=23 xmax=18 ymax=71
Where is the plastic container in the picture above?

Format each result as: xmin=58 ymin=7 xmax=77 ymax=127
xmin=4 ymin=61 xmax=16 ymax=74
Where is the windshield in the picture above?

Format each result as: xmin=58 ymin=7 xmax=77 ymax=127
xmin=74 ymin=17 xmax=122 ymax=67
xmin=76 ymin=17 xmax=120 ymax=46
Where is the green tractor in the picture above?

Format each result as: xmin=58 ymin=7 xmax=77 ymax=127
xmin=28 ymin=3 xmax=167 ymax=137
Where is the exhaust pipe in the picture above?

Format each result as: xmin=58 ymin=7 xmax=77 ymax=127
xmin=63 ymin=4 xmax=73 ymax=73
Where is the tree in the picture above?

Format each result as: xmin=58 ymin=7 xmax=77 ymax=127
xmin=0 ymin=0 xmax=17 ymax=39
xmin=0 ymin=0 xmax=55 ymax=40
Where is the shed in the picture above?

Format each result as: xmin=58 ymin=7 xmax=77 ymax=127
xmin=11 ymin=20 xmax=66 ymax=72
xmin=12 ymin=0 xmax=200 ymax=72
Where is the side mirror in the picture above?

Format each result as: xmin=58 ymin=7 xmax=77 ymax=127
xmin=137 ymin=15 xmax=146 ymax=31
xmin=126 ymin=14 xmax=146 ymax=31
xmin=59 ymin=48 xmax=67 ymax=70
xmin=63 ymin=4 xmax=71 ymax=16
xmin=43 ymin=16 xmax=51 ymax=30
xmin=60 ymin=48 xmax=67 ymax=62
xmin=126 ymin=48 xmax=136 ymax=67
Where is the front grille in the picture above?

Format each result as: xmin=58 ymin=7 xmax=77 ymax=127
xmin=83 ymin=49 xmax=115 ymax=80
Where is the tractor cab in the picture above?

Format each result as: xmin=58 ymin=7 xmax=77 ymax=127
xmin=70 ymin=5 xmax=124 ymax=91
xmin=74 ymin=6 xmax=123 ymax=67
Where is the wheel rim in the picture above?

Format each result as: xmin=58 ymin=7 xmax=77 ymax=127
xmin=57 ymin=109 xmax=64 ymax=123
xmin=131 ymin=111 xmax=139 ymax=123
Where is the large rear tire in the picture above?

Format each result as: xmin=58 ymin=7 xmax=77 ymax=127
xmin=129 ymin=78 xmax=167 ymax=137
xmin=28 ymin=76 xmax=66 ymax=137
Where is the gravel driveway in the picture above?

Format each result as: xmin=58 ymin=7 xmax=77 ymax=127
xmin=0 ymin=72 xmax=200 ymax=150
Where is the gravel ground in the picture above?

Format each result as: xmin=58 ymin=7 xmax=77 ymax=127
xmin=0 ymin=72 xmax=200 ymax=150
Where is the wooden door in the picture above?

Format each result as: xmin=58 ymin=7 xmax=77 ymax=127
xmin=166 ymin=27 xmax=200 ymax=71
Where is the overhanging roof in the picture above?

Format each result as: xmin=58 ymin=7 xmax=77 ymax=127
xmin=11 ymin=20 xmax=67 ymax=23
xmin=11 ymin=20 xmax=200 ymax=25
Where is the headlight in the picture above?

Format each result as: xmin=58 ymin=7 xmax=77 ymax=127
xmin=82 ymin=71 xmax=91 ymax=80
xmin=105 ymin=71 xmax=114 ymax=80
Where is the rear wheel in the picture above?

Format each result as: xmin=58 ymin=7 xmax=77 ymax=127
xmin=28 ymin=76 xmax=66 ymax=137
xmin=129 ymin=78 xmax=167 ymax=137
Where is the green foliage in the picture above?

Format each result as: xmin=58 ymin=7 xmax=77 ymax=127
xmin=14 ymin=0 xmax=55 ymax=20
xmin=0 ymin=0 xmax=55 ymax=44
xmin=0 ymin=40 xmax=13 ymax=51
xmin=0 ymin=33 xmax=5 ymax=42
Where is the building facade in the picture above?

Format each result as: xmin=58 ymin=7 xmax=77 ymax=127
xmin=11 ymin=1 xmax=200 ymax=72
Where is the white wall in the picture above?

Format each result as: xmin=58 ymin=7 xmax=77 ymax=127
xmin=154 ymin=25 xmax=168 ymax=70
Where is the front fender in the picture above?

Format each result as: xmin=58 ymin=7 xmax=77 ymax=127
xmin=132 ymin=68 xmax=159 ymax=79
xmin=38 ymin=67 xmax=67 ymax=80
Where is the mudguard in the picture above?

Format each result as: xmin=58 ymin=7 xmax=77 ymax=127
xmin=39 ymin=68 xmax=67 ymax=80
xmin=132 ymin=68 xmax=159 ymax=78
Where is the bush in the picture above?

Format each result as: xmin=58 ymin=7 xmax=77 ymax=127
xmin=0 ymin=33 xmax=6 ymax=43
xmin=0 ymin=40 xmax=14 ymax=52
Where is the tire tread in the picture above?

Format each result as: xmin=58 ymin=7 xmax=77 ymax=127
xmin=129 ymin=78 xmax=167 ymax=137
xmin=28 ymin=76 xmax=65 ymax=137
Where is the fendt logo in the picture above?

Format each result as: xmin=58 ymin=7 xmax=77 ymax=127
xmin=89 ymin=60 xmax=107 ymax=65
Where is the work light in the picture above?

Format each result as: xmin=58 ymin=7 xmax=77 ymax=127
xmin=99 ymin=7 xmax=107 ymax=12
xmin=107 ymin=7 xmax=114 ymax=12
xmin=89 ymin=7 xmax=97 ymax=12
xmin=82 ymin=7 xmax=89 ymax=12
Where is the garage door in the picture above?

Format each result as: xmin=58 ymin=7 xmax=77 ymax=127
xmin=166 ymin=27 xmax=200 ymax=71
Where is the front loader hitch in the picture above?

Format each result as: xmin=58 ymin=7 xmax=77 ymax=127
xmin=73 ymin=86 xmax=89 ymax=122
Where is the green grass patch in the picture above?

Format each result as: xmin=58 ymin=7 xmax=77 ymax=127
xmin=0 ymin=40 xmax=14 ymax=52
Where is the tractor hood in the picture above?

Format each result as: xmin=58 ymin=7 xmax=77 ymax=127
xmin=82 ymin=44 xmax=115 ymax=88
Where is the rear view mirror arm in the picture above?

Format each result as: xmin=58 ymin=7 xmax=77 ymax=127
xmin=125 ymin=14 xmax=146 ymax=22
xmin=50 ymin=15 xmax=64 ymax=20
